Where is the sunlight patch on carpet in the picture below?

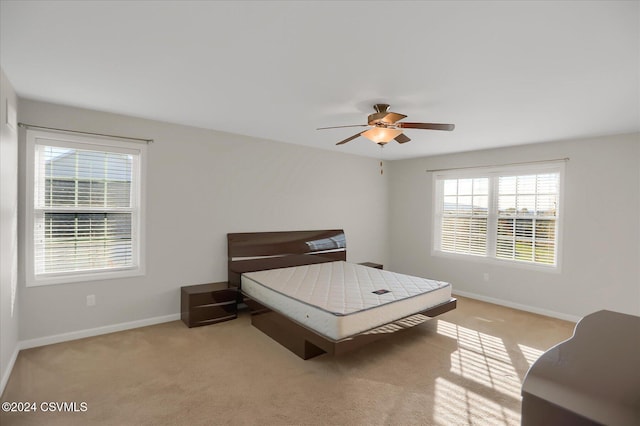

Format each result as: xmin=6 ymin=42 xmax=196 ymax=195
xmin=436 ymin=320 xmax=522 ymax=399
xmin=517 ymin=343 xmax=544 ymax=368
xmin=434 ymin=377 xmax=519 ymax=426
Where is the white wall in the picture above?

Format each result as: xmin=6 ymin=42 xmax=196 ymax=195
xmin=12 ymin=97 xmax=640 ymax=345
xmin=388 ymin=133 xmax=640 ymax=319
xmin=17 ymin=99 xmax=389 ymax=341
xmin=0 ymin=68 xmax=19 ymax=394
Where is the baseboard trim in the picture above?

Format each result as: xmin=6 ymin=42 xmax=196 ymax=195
xmin=0 ymin=345 xmax=20 ymax=397
xmin=453 ymin=290 xmax=582 ymax=323
xmin=19 ymin=313 xmax=181 ymax=350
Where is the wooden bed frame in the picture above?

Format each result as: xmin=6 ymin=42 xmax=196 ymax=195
xmin=227 ymin=229 xmax=456 ymax=359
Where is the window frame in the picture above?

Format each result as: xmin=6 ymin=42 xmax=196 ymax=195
xmin=432 ymin=161 xmax=565 ymax=271
xmin=25 ymin=129 xmax=146 ymax=287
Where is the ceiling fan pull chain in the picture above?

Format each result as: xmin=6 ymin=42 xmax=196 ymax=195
xmin=379 ymin=144 xmax=384 ymax=175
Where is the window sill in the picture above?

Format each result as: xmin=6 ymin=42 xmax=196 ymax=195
xmin=26 ymin=267 xmax=145 ymax=287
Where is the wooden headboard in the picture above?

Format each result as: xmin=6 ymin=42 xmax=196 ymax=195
xmin=227 ymin=229 xmax=346 ymax=288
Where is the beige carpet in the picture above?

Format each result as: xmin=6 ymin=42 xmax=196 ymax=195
xmin=1 ymin=296 xmax=574 ymax=426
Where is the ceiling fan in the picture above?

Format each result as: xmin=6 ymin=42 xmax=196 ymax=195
xmin=318 ymin=104 xmax=455 ymax=146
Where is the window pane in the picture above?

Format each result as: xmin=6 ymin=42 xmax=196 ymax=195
xmin=471 ymin=217 xmax=487 ymax=234
xmin=470 ymin=236 xmax=486 ymax=255
xmin=517 ymin=175 xmax=536 ymax=194
xmin=536 ymin=194 xmax=557 ymax=216
xmin=534 ymin=242 xmax=555 ymax=264
xmin=458 ymin=196 xmax=472 ymax=213
xmin=439 ymin=216 xmax=487 ymax=256
xmin=41 ymin=146 xmax=132 ymax=208
xmin=515 ymin=219 xmax=533 ymax=238
xmin=498 ymin=195 xmax=516 ymax=214
xmin=498 ymin=176 xmax=516 ymax=194
xmin=46 ymin=179 xmax=75 ymax=205
xmin=90 ymin=180 xmax=106 ymax=206
xmin=515 ymin=240 xmax=533 ymax=262
xmin=473 ymin=178 xmax=489 ymax=195
xmin=497 ymin=218 xmax=514 ymax=236
xmin=535 ymin=219 xmax=556 ymax=241
xmin=496 ymin=239 xmax=514 ymax=259
xmin=473 ymin=195 xmax=488 ymax=215
xmin=442 ymin=217 xmax=456 ymax=232
xmin=77 ymin=181 xmax=90 ymax=205
xmin=537 ymin=174 xmax=558 ymax=193
xmin=107 ymin=181 xmax=131 ymax=207
xmin=517 ymin=195 xmax=535 ymax=214
xmin=458 ymin=178 xmax=473 ymax=195
xmin=437 ymin=175 xmax=489 ymax=256
xmin=39 ymin=212 xmax=132 ymax=273
xmin=443 ymin=180 xmax=457 ymax=196
xmin=456 ymin=217 xmax=470 ymax=233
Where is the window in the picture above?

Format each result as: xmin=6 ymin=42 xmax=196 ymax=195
xmin=433 ymin=162 xmax=563 ymax=268
xmin=26 ymin=130 xmax=146 ymax=286
xmin=440 ymin=177 xmax=489 ymax=256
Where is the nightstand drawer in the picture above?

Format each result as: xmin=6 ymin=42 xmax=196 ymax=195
xmin=189 ymin=289 xmax=237 ymax=307
xmin=189 ymin=304 xmax=237 ymax=324
xmin=181 ymin=282 xmax=238 ymax=328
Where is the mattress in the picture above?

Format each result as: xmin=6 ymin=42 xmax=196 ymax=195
xmin=241 ymin=261 xmax=451 ymax=341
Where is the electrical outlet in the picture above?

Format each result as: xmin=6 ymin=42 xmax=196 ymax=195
xmin=86 ymin=294 xmax=96 ymax=307
xmin=483 ymin=273 xmax=490 ymax=282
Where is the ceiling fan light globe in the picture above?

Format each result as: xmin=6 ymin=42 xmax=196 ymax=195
xmin=362 ymin=127 xmax=403 ymax=143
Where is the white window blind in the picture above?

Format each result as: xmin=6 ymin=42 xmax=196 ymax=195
xmin=434 ymin=162 xmax=563 ymax=268
xmin=441 ymin=177 xmax=489 ymax=256
xmin=495 ymin=173 xmax=559 ymax=264
xmin=26 ymin=130 xmax=145 ymax=286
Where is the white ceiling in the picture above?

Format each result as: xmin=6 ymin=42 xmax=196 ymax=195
xmin=1 ymin=1 xmax=638 ymax=160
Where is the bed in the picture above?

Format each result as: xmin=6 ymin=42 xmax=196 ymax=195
xmin=227 ymin=229 xmax=456 ymax=359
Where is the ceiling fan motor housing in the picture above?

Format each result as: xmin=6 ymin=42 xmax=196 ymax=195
xmin=374 ymin=103 xmax=390 ymax=113
xmin=368 ymin=104 xmax=406 ymax=127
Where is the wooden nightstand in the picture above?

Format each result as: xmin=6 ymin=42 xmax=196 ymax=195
xmin=181 ymin=282 xmax=237 ymax=328
xmin=358 ymin=262 xmax=383 ymax=270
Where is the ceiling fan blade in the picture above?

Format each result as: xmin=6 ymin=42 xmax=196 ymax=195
xmin=381 ymin=112 xmax=407 ymax=124
xmin=317 ymin=124 xmax=368 ymax=130
xmin=394 ymin=133 xmax=411 ymax=144
xmin=336 ymin=132 xmax=364 ymax=145
xmin=397 ymin=122 xmax=455 ymax=131
xmin=368 ymin=111 xmax=407 ymax=125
